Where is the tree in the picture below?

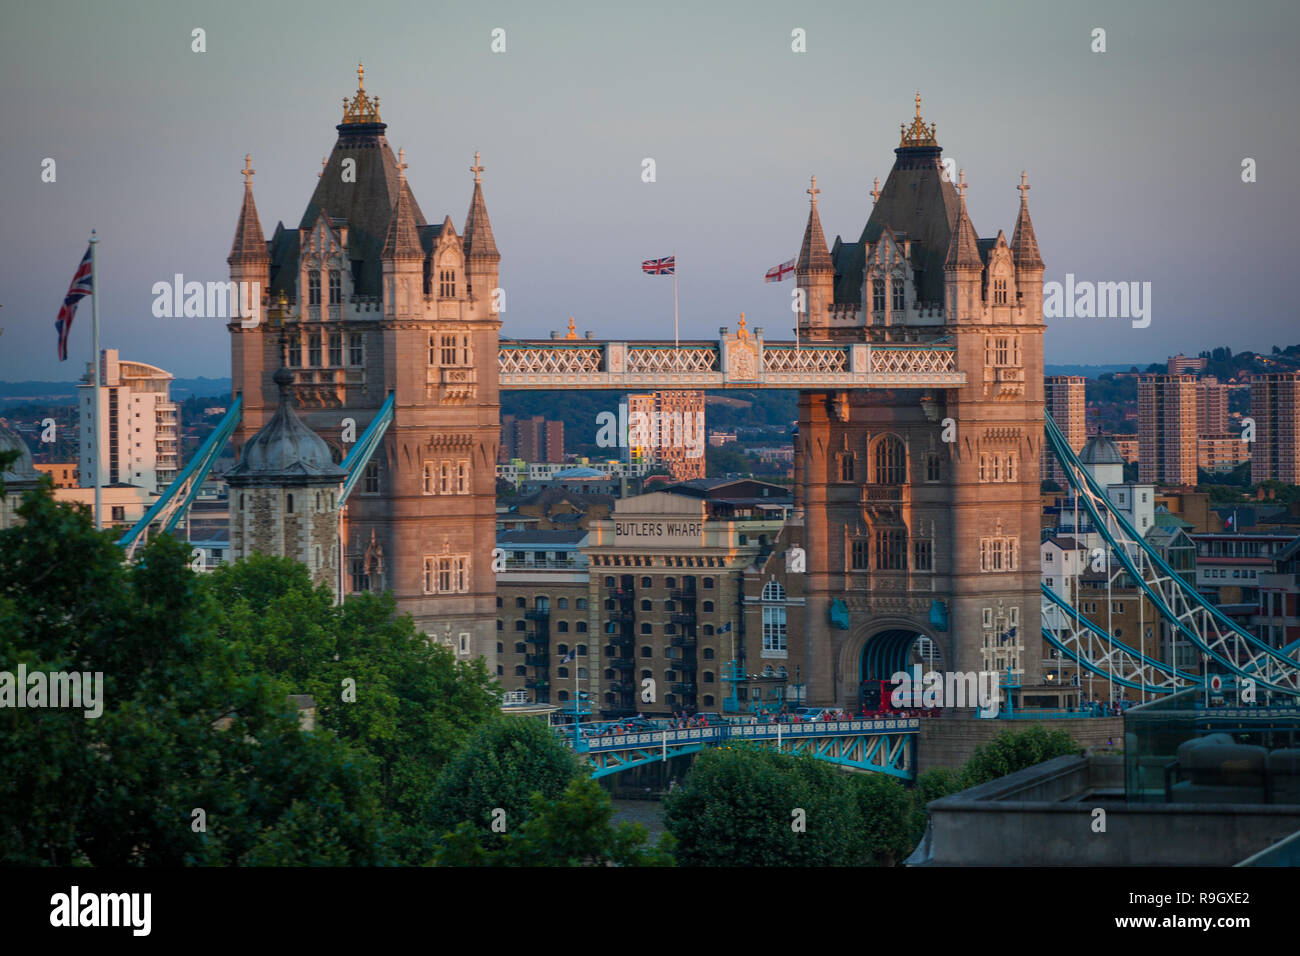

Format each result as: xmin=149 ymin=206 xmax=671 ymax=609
xmin=428 ymin=716 xmax=584 ymax=847
xmin=958 ymin=726 xmax=1082 ymax=789
xmin=663 ymin=745 xmax=862 ymax=866
xmin=437 ymin=777 xmax=675 ymax=866
xmin=848 ymin=772 xmax=913 ymax=866
xmin=0 ymin=484 xmax=389 ymax=865
xmin=201 ymin=554 xmax=502 ymax=863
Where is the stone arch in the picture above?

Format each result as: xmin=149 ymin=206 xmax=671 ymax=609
xmin=836 ymin=615 xmax=946 ymax=702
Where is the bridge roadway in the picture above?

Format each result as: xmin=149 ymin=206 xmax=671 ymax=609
xmin=557 ymin=717 xmax=919 ymax=779
xmin=499 ymin=337 xmax=964 ymax=390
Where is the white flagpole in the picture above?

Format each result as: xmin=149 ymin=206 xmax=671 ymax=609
xmin=90 ymin=230 xmax=102 ymax=531
xmin=673 ymin=249 xmax=679 ymax=353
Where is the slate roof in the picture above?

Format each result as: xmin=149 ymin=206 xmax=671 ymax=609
xmin=839 ymin=142 xmax=961 ymax=305
xmin=226 ymin=368 xmax=346 ymax=485
xmin=297 ymin=122 xmax=427 ymax=296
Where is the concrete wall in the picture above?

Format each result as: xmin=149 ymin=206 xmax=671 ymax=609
xmin=926 ymin=755 xmax=1300 ymax=865
xmin=918 ymin=716 xmax=1125 ymax=773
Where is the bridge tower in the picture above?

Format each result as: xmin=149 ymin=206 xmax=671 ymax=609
xmin=227 ymin=66 xmax=502 ymax=669
xmin=796 ymin=97 xmax=1047 ymax=707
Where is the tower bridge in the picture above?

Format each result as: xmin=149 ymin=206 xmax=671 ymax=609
xmin=111 ymin=73 xmax=1300 ymax=760
xmin=498 ymin=333 xmax=964 ymax=390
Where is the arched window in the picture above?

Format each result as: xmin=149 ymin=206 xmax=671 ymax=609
xmin=514 ymin=665 xmax=526 ymax=676
xmin=702 ymin=601 xmax=714 ymax=612
xmin=703 ymin=648 xmax=715 ymax=660
xmin=576 ymin=622 xmax=587 ymax=633
xmin=665 ymin=577 xmax=676 ymax=589
xmin=515 ymin=597 xmax=526 ymax=608
xmin=286 ymin=493 xmax=294 ymax=514
xmin=641 ymin=599 xmax=652 ymax=611
xmin=640 ymin=622 xmax=652 ymax=634
xmin=557 ymin=690 xmax=569 ymax=701
xmin=703 ymin=671 xmax=715 ymax=684
xmin=762 ymin=580 xmax=786 ymax=602
xmin=640 ymin=646 xmax=652 ymax=658
xmin=514 ymin=621 xmax=525 ymax=631
xmin=641 ymin=576 xmax=652 ymax=588
xmin=576 ymin=644 xmax=587 ymax=656
xmin=576 ymin=598 xmax=587 ymax=610
xmin=557 ymin=621 xmax=569 ymax=633
xmin=515 ymin=642 xmax=526 ymax=654
xmin=557 ymin=598 xmax=568 ymax=609
xmin=703 ymin=626 xmax=714 ymax=637
xmin=703 ymin=577 xmax=714 ymax=589
xmin=874 ymin=436 xmax=906 ymax=484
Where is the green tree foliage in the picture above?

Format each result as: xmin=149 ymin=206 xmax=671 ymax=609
xmin=428 ymin=716 xmax=584 ymax=846
xmin=436 ymin=777 xmax=675 ymax=866
xmin=200 ymin=554 xmax=502 ymax=863
xmin=663 ymin=745 xmax=863 ymax=866
xmin=0 ymin=484 xmax=387 ymax=865
xmin=848 ymin=772 xmax=913 ymax=866
xmin=956 ymin=726 xmax=1082 ymax=789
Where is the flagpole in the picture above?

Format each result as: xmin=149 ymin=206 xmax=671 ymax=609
xmin=90 ymin=230 xmax=102 ymax=531
xmin=672 ymin=249 xmax=679 ymax=355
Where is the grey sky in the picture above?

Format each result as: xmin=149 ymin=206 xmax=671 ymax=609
xmin=3 ymin=0 xmax=1297 ymax=381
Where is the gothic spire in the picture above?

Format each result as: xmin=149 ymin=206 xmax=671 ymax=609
xmin=1010 ymin=171 xmax=1044 ymax=270
xmin=462 ymin=151 xmax=500 ymax=262
xmin=381 ymin=147 xmax=422 ymax=259
xmin=229 ymin=154 xmax=269 ymax=264
xmin=944 ymin=169 xmax=981 ymax=270
xmin=796 ymin=175 xmax=833 ymax=274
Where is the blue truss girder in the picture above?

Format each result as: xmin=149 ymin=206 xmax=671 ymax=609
xmin=118 ymin=396 xmax=242 ymax=559
xmin=563 ymin=719 xmax=918 ymax=780
xmin=1043 ymin=413 xmax=1300 ymax=696
xmin=338 ymin=392 xmax=395 ymax=506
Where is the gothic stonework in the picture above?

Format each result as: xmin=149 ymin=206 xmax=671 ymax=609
xmin=796 ymin=97 xmax=1046 ymax=707
xmin=228 ymin=66 xmax=502 ymax=672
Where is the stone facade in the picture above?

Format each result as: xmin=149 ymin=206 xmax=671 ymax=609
xmin=227 ymin=67 xmax=501 ymax=669
xmin=795 ymin=99 xmax=1046 ymax=707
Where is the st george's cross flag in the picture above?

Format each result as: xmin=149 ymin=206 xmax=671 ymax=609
xmin=641 ymin=255 xmax=675 ymax=275
xmin=56 ymin=245 xmax=94 ymax=361
xmin=764 ymin=257 xmax=796 ymax=283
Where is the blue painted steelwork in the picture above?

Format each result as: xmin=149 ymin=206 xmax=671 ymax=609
xmin=561 ymin=719 xmax=918 ymax=780
xmin=338 ymin=392 xmax=395 ymax=506
xmin=118 ymin=395 xmax=243 ymax=559
xmin=1042 ymin=413 xmax=1300 ymax=695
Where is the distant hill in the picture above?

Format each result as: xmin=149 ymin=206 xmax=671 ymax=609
xmin=1044 ymin=364 xmax=1140 ymax=378
xmin=0 ymin=377 xmax=231 ymax=409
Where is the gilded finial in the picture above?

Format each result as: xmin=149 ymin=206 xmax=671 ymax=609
xmin=357 ymin=61 xmax=365 ymax=91
xmin=899 ymin=94 xmax=938 ymax=148
xmin=342 ymin=62 xmax=382 ymax=124
xmin=870 ymin=177 xmax=882 ymax=205
xmin=807 ymin=174 xmax=820 ymax=205
xmin=738 ymin=313 xmax=748 ymax=339
xmin=397 ymin=147 xmax=408 ymax=183
xmin=1017 ymin=170 xmax=1031 ymax=201
xmin=471 ymin=150 xmax=484 ymax=185
xmin=241 ymin=154 xmax=255 ymax=188
xmin=956 ymin=168 xmax=968 ymax=202
xmin=565 ymin=317 xmax=578 ymax=339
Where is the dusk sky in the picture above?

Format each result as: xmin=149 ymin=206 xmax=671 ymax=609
xmin=3 ymin=0 xmax=1298 ymax=382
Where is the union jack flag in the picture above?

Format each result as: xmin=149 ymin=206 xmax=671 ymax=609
xmin=764 ymin=257 xmax=796 ymax=283
xmin=55 ymin=244 xmax=94 ymax=361
xmin=641 ymin=255 xmax=675 ymax=275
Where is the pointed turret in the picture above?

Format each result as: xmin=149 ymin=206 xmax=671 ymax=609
xmin=1010 ymin=171 xmax=1044 ymax=270
xmin=795 ymin=175 xmax=835 ymax=334
xmin=944 ymin=169 xmax=981 ymax=270
xmin=797 ymin=176 xmax=833 ymax=274
xmin=228 ymin=154 xmax=269 ymax=266
xmin=463 ymin=152 xmax=501 ymax=319
xmin=463 ymin=151 xmax=499 ymax=262
xmin=381 ymin=147 xmax=422 ymax=259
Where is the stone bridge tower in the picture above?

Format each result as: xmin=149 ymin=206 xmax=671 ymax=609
xmin=795 ymin=96 xmax=1046 ymax=707
xmin=227 ymin=65 xmax=502 ymax=670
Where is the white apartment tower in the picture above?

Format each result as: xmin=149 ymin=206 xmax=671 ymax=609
xmin=78 ymin=348 xmax=180 ymax=493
